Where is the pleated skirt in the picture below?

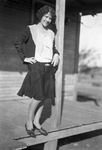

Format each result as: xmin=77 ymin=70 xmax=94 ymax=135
xmin=17 ymin=61 xmax=56 ymax=101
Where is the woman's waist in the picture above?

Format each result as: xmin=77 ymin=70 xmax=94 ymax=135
xmin=36 ymin=60 xmax=51 ymax=66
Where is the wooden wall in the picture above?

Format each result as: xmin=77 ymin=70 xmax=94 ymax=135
xmin=0 ymin=1 xmax=80 ymax=102
xmin=0 ymin=0 xmax=32 ymax=72
xmin=62 ymin=13 xmax=80 ymax=101
xmin=0 ymin=0 xmax=32 ymax=101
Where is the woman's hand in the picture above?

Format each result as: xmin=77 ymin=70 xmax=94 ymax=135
xmin=24 ymin=57 xmax=36 ymax=64
xmin=51 ymin=54 xmax=60 ymax=67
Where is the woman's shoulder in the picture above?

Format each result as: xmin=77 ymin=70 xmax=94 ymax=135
xmin=22 ymin=26 xmax=31 ymax=36
xmin=28 ymin=24 xmax=37 ymax=30
xmin=48 ymin=28 xmax=55 ymax=40
xmin=49 ymin=24 xmax=57 ymax=35
xmin=48 ymin=29 xmax=54 ymax=36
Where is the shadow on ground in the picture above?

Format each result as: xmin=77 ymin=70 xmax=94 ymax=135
xmin=77 ymin=95 xmax=101 ymax=106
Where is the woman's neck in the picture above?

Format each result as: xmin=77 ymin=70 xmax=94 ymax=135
xmin=37 ymin=23 xmax=49 ymax=34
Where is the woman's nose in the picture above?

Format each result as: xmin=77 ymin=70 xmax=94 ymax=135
xmin=46 ymin=18 xmax=51 ymax=22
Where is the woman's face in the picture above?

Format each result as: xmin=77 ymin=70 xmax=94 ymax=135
xmin=41 ymin=12 xmax=52 ymax=27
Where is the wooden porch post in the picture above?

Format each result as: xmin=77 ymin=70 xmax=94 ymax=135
xmin=44 ymin=0 xmax=66 ymax=150
xmin=55 ymin=0 xmax=66 ymax=126
xmin=73 ymin=14 xmax=81 ymax=101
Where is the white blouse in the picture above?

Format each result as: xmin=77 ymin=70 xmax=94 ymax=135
xmin=29 ymin=24 xmax=54 ymax=63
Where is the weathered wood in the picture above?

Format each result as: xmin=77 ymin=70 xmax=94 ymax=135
xmin=55 ymin=0 xmax=66 ymax=127
xmin=74 ymin=14 xmax=81 ymax=73
xmin=63 ymin=13 xmax=80 ymax=74
xmin=19 ymin=122 xmax=102 ymax=146
xmin=1 ymin=1 xmax=102 ymax=150
xmin=62 ymin=13 xmax=81 ymax=102
xmin=73 ymin=74 xmax=78 ymax=101
xmin=72 ymin=14 xmax=81 ymax=101
xmin=0 ymin=140 xmax=27 ymax=150
xmin=44 ymin=140 xmax=58 ymax=150
xmin=62 ymin=74 xmax=78 ymax=101
xmin=1 ymin=97 xmax=102 ymax=147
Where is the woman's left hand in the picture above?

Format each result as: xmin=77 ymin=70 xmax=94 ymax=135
xmin=51 ymin=54 xmax=60 ymax=67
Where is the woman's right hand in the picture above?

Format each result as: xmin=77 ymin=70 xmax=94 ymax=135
xmin=24 ymin=57 xmax=36 ymax=64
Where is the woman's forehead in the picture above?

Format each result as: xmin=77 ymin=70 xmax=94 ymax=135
xmin=44 ymin=12 xmax=52 ymax=17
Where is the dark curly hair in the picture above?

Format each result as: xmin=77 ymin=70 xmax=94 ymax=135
xmin=36 ymin=5 xmax=56 ymax=24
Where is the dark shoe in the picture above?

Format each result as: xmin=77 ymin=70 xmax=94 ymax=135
xmin=33 ymin=124 xmax=48 ymax=136
xmin=25 ymin=124 xmax=36 ymax=137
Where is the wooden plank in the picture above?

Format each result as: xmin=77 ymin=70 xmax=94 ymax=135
xmin=62 ymin=74 xmax=78 ymax=101
xmin=0 ymin=98 xmax=102 ymax=147
xmin=0 ymin=71 xmax=26 ymax=101
xmin=44 ymin=140 xmax=58 ymax=150
xmin=19 ymin=122 xmax=102 ymax=146
xmin=0 ymin=140 xmax=27 ymax=150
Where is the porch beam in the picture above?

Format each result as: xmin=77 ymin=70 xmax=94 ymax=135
xmin=34 ymin=0 xmax=54 ymax=7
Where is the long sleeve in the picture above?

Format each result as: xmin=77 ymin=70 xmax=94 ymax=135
xmin=53 ymin=38 xmax=60 ymax=55
xmin=14 ymin=27 xmax=31 ymax=61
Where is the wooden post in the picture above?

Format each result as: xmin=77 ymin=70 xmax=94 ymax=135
xmin=73 ymin=14 xmax=81 ymax=101
xmin=55 ymin=0 xmax=66 ymax=126
xmin=44 ymin=140 xmax=58 ymax=150
xmin=74 ymin=14 xmax=81 ymax=74
xmin=44 ymin=0 xmax=66 ymax=150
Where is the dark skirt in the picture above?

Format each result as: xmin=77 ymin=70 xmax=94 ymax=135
xmin=18 ymin=61 xmax=56 ymax=101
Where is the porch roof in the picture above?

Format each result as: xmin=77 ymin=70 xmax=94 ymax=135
xmin=45 ymin=0 xmax=102 ymax=15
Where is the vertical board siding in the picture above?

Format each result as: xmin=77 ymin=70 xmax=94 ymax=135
xmin=0 ymin=0 xmax=32 ymax=72
xmin=0 ymin=71 xmax=28 ymax=101
xmin=0 ymin=1 xmax=32 ymax=101
xmin=0 ymin=2 xmax=80 ymax=102
xmin=62 ymin=13 xmax=80 ymax=101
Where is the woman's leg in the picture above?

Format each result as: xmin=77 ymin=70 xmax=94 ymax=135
xmin=26 ymin=99 xmax=40 ymax=130
xmin=34 ymin=104 xmax=44 ymax=129
xmin=33 ymin=101 xmax=48 ymax=136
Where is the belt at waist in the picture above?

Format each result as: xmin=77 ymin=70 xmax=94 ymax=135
xmin=36 ymin=61 xmax=51 ymax=66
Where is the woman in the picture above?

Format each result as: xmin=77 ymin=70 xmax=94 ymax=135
xmin=15 ymin=5 xmax=59 ymax=137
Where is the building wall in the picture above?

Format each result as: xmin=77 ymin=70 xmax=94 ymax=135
xmin=0 ymin=0 xmax=32 ymax=100
xmin=62 ymin=13 xmax=80 ymax=101
xmin=0 ymin=0 xmax=32 ymax=72
xmin=0 ymin=1 xmax=80 ymax=101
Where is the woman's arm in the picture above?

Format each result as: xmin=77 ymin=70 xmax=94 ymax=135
xmin=14 ymin=27 xmax=31 ymax=61
xmin=52 ymin=38 xmax=60 ymax=66
xmin=53 ymin=39 xmax=60 ymax=55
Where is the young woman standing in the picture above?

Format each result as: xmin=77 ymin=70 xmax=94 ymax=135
xmin=15 ymin=5 xmax=59 ymax=137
